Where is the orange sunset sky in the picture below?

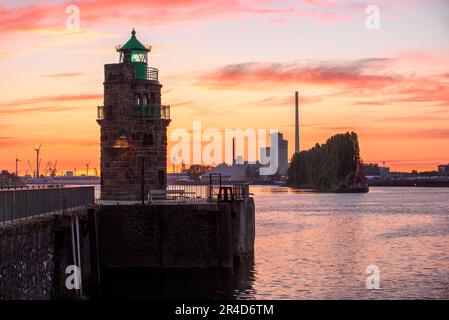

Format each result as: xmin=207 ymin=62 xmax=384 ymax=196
xmin=1 ymin=0 xmax=449 ymax=174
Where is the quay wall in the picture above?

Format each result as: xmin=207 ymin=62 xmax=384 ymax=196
xmin=0 ymin=210 xmax=93 ymax=300
xmin=0 ymin=198 xmax=255 ymax=299
xmin=96 ymin=198 xmax=255 ymax=273
xmin=97 ymin=203 xmax=229 ymax=271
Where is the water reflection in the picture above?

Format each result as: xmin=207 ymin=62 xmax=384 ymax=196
xmin=98 ymin=255 xmax=256 ymax=300
xmin=98 ymin=186 xmax=449 ymax=299
xmin=251 ymin=186 xmax=449 ymax=299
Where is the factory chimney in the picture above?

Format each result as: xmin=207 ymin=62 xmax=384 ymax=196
xmin=295 ymin=91 xmax=299 ymax=154
xmin=232 ymin=138 xmax=236 ymax=165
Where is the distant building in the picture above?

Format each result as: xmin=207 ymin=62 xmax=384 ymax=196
xmin=167 ymin=173 xmax=193 ymax=184
xmin=200 ymin=163 xmax=248 ymax=182
xmin=363 ymin=163 xmax=390 ymax=177
xmin=438 ymin=164 xmax=449 ymax=173
xmin=363 ymin=163 xmax=380 ymax=176
xmin=65 ymin=171 xmax=74 ymax=177
xmin=379 ymin=166 xmax=390 ymax=176
xmin=235 ymin=155 xmax=245 ymax=165
xmin=200 ymin=161 xmax=263 ymax=182
xmin=260 ymin=132 xmax=289 ymax=176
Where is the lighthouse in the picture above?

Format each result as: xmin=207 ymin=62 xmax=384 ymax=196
xmin=97 ymin=29 xmax=171 ymax=200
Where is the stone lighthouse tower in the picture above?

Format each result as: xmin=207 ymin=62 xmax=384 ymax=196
xmin=97 ymin=29 xmax=171 ymax=200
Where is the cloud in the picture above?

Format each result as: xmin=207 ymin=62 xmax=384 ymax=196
xmin=0 ymin=0 xmax=293 ymax=34
xmin=249 ymin=95 xmax=322 ymax=107
xmin=354 ymin=101 xmax=388 ymax=106
xmin=170 ymin=100 xmax=196 ymax=108
xmin=200 ymin=58 xmax=449 ymax=109
xmin=0 ymin=136 xmax=98 ymax=148
xmin=353 ymin=78 xmax=449 ymax=107
xmin=367 ymin=128 xmax=449 ymax=140
xmin=2 ymin=0 xmax=392 ymax=35
xmin=375 ymin=115 xmax=449 ymax=123
xmin=312 ymin=126 xmax=449 ymax=141
xmin=0 ymin=94 xmax=102 ymax=107
xmin=40 ymin=73 xmax=84 ymax=78
xmin=199 ymin=59 xmax=399 ymax=90
xmin=0 ymin=106 xmax=80 ymax=115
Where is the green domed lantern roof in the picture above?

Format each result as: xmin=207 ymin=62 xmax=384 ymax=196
xmin=119 ymin=28 xmax=149 ymax=52
xmin=117 ymin=29 xmax=150 ymax=65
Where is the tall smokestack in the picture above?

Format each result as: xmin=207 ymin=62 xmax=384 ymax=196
xmin=295 ymin=91 xmax=299 ymax=154
xmin=232 ymin=138 xmax=235 ymax=165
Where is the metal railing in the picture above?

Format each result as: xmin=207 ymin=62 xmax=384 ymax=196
xmin=97 ymin=104 xmax=169 ymax=120
xmin=149 ymin=184 xmax=211 ymax=204
xmin=132 ymin=104 xmax=170 ymax=119
xmin=0 ymin=184 xmax=68 ymax=190
xmin=161 ymin=104 xmax=170 ymax=119
xmin=95 ymin=183 xmax=250 ymax=205
xmin=97 ymin=105 xmax=104 ymax=120
xmin=146 ymin=67 xmax=158 ymax=81
xmin=0 ymin=186 xmax=95 ymax=224
xmin=135 ymin=66 xmax=158 ymax=81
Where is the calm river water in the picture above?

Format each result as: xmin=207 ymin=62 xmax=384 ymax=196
xmin=101 ymin=186 xmax=449 ymax=300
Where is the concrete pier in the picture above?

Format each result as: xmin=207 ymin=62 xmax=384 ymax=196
xmin=0 ymin=196 xmax=255 ymax=299
xmin=95 ymin=198 xmax=255 ymax=273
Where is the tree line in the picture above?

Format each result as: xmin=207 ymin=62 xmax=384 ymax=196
xmin=287 ymin=131 xmax=360 ymax=190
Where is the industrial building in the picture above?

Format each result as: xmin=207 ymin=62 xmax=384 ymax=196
xmin=438 ymin=164 xmax=449 ymax=173
xmin=259 ymin=132 xmax=289 ymax=177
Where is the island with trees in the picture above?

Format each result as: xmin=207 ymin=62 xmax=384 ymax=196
xmin=287 ymin=131 xmax=368 ymax=192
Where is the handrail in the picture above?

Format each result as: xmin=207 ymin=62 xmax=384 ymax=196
xmin=97 ymin=105 xmax=104 ymax=120
xmin=135 ymin=66 xmax=158 ymax=81
xmin=0 ymin=186 xmax=95 ymax=224
xmin=146 ymin=67 xmax=158 ymax=81
xmin=96 ymin=183 xmax=250 ymax=205
xmin=132 ymin=104 xmax=170 ymax=119
xmin=97 ymin=104 xmax=170 ymax=120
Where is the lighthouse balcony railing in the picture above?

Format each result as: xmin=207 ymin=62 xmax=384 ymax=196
xmin=147 ymin=67 xmax=158 ymax=81
xmin=97 ymin=105 xmax=104 ymax=120
xmin=132 ymin=104 xmax=170 ymax=119
xmin=135 ymin=66 xmax=158 ymax=81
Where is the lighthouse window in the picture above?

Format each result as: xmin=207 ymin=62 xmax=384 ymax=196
xmin=134 ymin=94 xmax=140 ymax=105
xmin=142 ymin=94 xmax=148 ymax=105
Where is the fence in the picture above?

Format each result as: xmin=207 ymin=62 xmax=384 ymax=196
xmin=96 ymin=183 xmax=250 ymax=205
xmin=0 ymin=186 xmax=95 ymax=223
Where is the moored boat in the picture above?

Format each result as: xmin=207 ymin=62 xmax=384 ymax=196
xmin=334 ymin=158 xmax=369 ymax=193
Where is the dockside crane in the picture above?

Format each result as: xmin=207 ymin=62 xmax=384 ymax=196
xmin=49 ymin=160 xmax=58 ymax=177
xmin=27 ymin=160 xmax=34 ymax=178
xmin=43 ymin=162 xmax=51 ymax=177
